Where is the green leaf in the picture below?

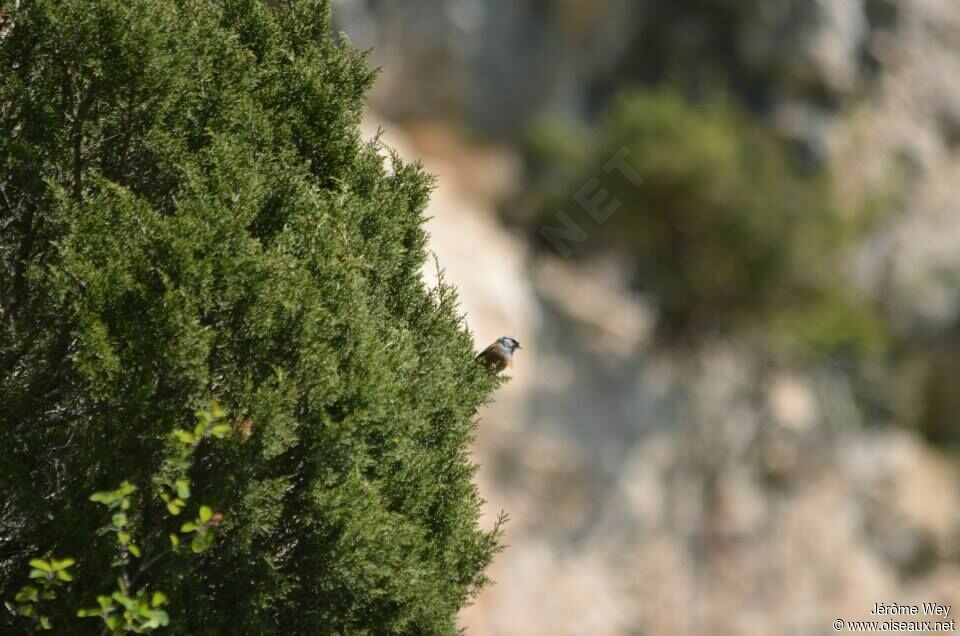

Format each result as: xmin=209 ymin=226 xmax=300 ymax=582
xmin=112 ymin=592 xmax=135 ymax=611
xmin=128 ymin=544 xmax=141 ymax=558
xmin=50 ymin=557 xmax=75 ymax=571
xmin=173 ymin=429 xmax=194 ymax=444
xmin=211 ymin=423 xmax=232 ymax=438
xmin=39 ymin=615 xmax=52 ymax=630
xmin=166 ymin=501 xmax=182 ymax=515
xmin=145 ymin=608 xmax=170 ymax=627
xmin=28 ymin=569 xmax=47 ymax=580
xmin=28 ymin=559 xmax=52 ymax=573
xmin=151 ymin=591 xmax=167 ymax=607
xmin=117 ymin=531 xmax=131 ymax=545
xmin=55 ymin=570 xmax=73 ymax=582
xmin=77 ymin=608 xmax=100 ymax=618
xmin=106 ymin=615 xmax=121 ymax=630
xmin=191 ymin=532 xmax=213 ymax=553
xmin=180 ymin=521 xmax=198 ymax=533
xmin=210 ymin=400 xmax=225 ymax=418
xmin=175 ymin=479 xmax=191 ymax=499
xmin=97 ymin=595 xmax=114 ymax=611
xmin=112 ymin=512 xmax=128 ymax=527
xmin=198 ymin=505 xmax=213 ymax=523
xmin=14 ymin=586 xmax=39 ymax=603
xmin=169 ymin=533 xmax=180 ymax=547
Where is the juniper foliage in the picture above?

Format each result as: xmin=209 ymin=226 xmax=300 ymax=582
xmin=0 ymin=1 xmax=502 ymax=633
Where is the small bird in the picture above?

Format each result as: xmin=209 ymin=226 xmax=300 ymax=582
xmin=476 ymin=336 xmax=522 ymax=373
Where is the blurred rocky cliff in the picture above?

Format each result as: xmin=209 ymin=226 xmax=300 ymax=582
xmin=347 ymin=1 xmax=960 ymax=634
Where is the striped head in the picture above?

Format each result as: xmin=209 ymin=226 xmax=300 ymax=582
xmin=497 ymin=336 xmax=522 ymax=354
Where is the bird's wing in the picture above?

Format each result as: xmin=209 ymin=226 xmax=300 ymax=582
xmin=476 ymin=344 xmax=504 ymax=369
xmin=476 ymin=343 xmax=495 ymax=360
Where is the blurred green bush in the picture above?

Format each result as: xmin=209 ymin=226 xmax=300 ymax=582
xmin=527 ymin=88 xmax=886 ymax=355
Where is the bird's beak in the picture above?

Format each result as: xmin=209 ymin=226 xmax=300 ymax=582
xmin=516 ymin=344 xmax=522 ymax=349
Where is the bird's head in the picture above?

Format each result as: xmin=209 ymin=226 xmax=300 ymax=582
xmin=498 ymin=336 xmax=522 ymax=353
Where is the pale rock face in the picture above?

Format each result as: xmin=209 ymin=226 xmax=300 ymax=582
xmin=770 ymin=372 xmax=819 ymax=431
xmin=344 ymin=0 xmax=960 ymax=331
xmin=364 ymin=116 xmax=960 ymax=636
xmin=356 ymin=0 xmax=960 ymax=629
xmin=834 ymin=0 xmax=960 ymax=333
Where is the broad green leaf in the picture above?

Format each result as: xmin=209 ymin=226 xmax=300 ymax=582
xmin=147 ymin=608 xmax=170 ymax=626
xmin=51 ymin=557 xmax=75 ymax=571
xmin=128 ymin=544 xmax=141 ymax=558
xmin=191 ymin=533 xmax=212 ymax=553
xmin=151 ymin=591 xmax=167 ymax=607
xmin=180 ymin=521 xmax=198 ymax=533
xmin=211 ymin=424 xmax=232 ymax=438
xmin=198 ymin=505 xmax=213 ymax=523
xmin=28 ymin=559 xmax=52 ymax=573
xmin=112 ymin=592 xmax=135 ymax=611
xmin=90 ymin=491 xmax=115 ymax=504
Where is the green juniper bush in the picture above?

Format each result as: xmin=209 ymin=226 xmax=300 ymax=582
xmin=0 ymin=0 xmax=504 ymax=633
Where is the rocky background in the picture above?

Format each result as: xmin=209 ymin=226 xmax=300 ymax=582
xmin=341 ymin=1 xmax=960 ymax=634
